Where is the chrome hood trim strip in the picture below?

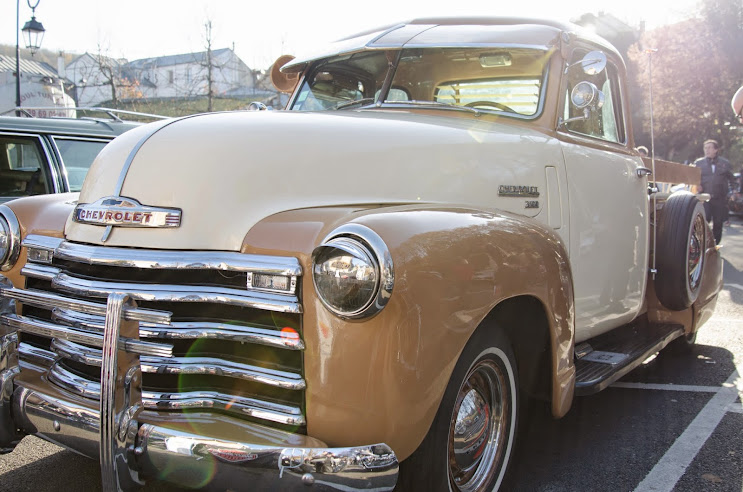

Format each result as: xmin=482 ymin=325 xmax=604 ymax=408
xmin=42 ymin=237 xmax=302 ymax=276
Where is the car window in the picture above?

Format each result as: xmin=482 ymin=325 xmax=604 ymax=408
xmin=563 ymin=49 xmax=626 ymax=143
xmin=53 ymin=137 xmax=109 ymax=192
xmin=292 ymin=51 xmax=391 ymax=110
xmin=0 ymin=135 xmax=51 ymax=198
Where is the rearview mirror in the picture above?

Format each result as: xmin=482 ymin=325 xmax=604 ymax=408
xmin=580 ymin=51 xmax=607 ymax=75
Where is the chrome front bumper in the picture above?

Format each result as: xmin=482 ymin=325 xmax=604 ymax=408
xmin=9 ymin=383 xmax=398 ymax=491
xmin=0 ymin=285 xmax=398 ymax=491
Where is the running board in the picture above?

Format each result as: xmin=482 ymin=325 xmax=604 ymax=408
xmin=574 ymin=322 xmax=684 ymax=396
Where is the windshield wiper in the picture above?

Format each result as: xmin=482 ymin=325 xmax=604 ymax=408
xmin=383 ymin=100 xmax=481 ymax=115
xmin=335 ymin=98 xmax=376 ymax=110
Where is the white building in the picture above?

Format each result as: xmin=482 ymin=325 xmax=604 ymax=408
xmin=125 ymin=48 xmax=255 ymax=100
xmin=65 ymin=53 xmax=128 ymax=107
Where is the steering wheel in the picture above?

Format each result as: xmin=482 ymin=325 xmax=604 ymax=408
xmin=464 ymin=101 xmax=514 ymax=112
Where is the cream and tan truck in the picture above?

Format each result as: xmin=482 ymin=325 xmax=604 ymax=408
xmin=0 ymin=17 xmax=722 ymax=492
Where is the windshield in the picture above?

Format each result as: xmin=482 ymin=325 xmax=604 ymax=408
xmin=290 ymin=47 xmax=551 ymax=117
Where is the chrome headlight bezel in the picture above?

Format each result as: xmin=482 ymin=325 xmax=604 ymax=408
xmin=0 ymin=205 xmax=21 ymax=272
xmin=312 ymin=224 xmax=394 ymax=320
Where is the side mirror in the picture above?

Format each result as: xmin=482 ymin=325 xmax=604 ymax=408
xmin=580 ymin=51 xmax=607 ymax=75
xmin=564 ymin=50 xmax=607 ymax=75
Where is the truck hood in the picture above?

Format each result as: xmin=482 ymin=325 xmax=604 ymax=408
xmin=66 ymin=110 xmax=560 ymax=250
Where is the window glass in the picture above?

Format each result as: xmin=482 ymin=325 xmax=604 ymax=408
xmin=0 ymin=136 xmax=50 ymax=198
xmin=54 ymin=138 xmax=108 ymax=192
xmin=563 ymin=50 xmax=625 ymax=143
xmin=435 ymin=78 xmax=542 ymax=116
xmin=290 ymin=47 xmax=550 ymax=118
xmin=292 ymin=51 xmax=391 ymax=110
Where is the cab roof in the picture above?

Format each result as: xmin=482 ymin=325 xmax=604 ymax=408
xmin=283 ymin=17 xmax=620 ymax=72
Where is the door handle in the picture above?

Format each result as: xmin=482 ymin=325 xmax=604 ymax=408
xmin=636 ymin=167 xmax=652 ymax=178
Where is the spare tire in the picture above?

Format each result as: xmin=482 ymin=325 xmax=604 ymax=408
xmin=655 ymin=191 xmax=706 ymax=311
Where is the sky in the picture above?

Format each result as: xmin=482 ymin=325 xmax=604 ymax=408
xmin=3 ymin=0 xmax=702 ymax=70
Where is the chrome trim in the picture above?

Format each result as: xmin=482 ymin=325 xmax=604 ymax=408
xmin=73 ymin=196 xmax=182 ymax=229
xmin=13 ymin=386 xmax=101 ymax=460
xmin=20 ymin=263 xmax=57 ymax=281
xmin=43 ymin=362 xmax=305 ymax=426
xmin=11 ymin=386 xmax=396 ymax=489
xmin=52 ymin=309 xmax=305 ymax=350
xmin=140 ymin=424 xmax=398 ymax=491
xmin=1 ymin=313 xmax=173 ymax=358
xmin=38 ymin=236 xmax=302 ymax=276
xmin=141 ymin=357 xmax=305 ymax=390
xmin=0 ymin=332 xmax=20 ymax=450
xmin=48 ymin=362 xmax=102 ymax=399
xmin=0 ymin=205 xmax=21 ymax=271
xmin=1 ymin=286 xmax=172 ymax=324
xmin=100 ymin=293 xmax=144 ymax=491
xmin=46 ymin=272 xmax=302 ymax=314
xmin=18 ymin=342 xmax=55 ymax=367
xmin=314 ymin=223 xmax=394 ymax=320
xmin=143 ymin=391 xmax=305 ymax=426
xmin=21 ymin=234 xmax=63 ymax=251
xmin=52 ymin=339 xmax=102 ymax=366
xmin=49 ymin=338 xmax=305 ymax=390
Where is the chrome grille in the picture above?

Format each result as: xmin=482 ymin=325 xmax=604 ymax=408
xmin=1 ymin=235 xmax=305 ymax=430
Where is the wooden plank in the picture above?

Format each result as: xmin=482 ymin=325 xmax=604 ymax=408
xmin=644 ymin=157 xmax=701 ymax=185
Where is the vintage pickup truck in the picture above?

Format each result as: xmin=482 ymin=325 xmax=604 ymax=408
xmin=0 ymin=17 xmax=722 ymax=492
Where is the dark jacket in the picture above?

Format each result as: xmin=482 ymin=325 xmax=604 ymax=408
xmin=694 ymin=156 xmax=735 ymax=200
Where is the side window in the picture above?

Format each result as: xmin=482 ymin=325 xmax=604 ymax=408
xmin=563 ymin=50 xmax=625 ymax=143
xmin=0 ymin=136 xmax=51 ymax=198
xmin=54 ymin=137 xmax=109 ymax=192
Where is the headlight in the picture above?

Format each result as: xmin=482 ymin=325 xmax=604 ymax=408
xmin=0 ymin=205 xmax=21 ymax=272
xmin=312 ymin=224 xmax=394 ymax=320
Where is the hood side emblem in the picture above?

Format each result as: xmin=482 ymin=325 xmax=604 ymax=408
xmin=73 ymin=196 xmax=182 ymax=242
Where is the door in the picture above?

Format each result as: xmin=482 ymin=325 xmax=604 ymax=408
xmin=558 ymin=48 xmax=649 ymax=342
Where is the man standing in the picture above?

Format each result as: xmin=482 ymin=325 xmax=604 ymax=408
xmin=694 ymin=139 xmax=735 ymax=245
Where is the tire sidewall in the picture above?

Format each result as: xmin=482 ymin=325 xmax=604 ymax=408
xmin=446 ymin=345 xmax=518 ymax=492
xmin=656 ymin=193 xmax=706 ymax=311
xmin=399 ymin=328 xmax=518 ymax=492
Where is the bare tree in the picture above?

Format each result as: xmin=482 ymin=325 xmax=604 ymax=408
xmin=203 ymin=20 xmax=215 ymax=112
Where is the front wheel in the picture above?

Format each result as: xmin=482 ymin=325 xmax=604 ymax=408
xmin=398 ymin=328 xmax=518 ymax=491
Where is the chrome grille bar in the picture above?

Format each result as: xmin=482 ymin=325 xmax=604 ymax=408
xmin=50 ymin=238 xmax=303 ymax=276
xmin=2 ymin=314 xmax=173 ymax=358
xmin=1 ymin=286 xmax=172 ymax=324
xmin=52 ymin=309 xmax=305 ymax=350
xmin=44 ymin=360 xmax=305 ymax=426
xmin=21 ymin=264 xmax=302 ymax=314
xmin=50 ymin=339 xmax=306 ymax=390
xmin=144 ymin=391 xmax=306 ymax=426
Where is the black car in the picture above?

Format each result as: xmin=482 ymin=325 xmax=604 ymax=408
xmin=0 ymin=109 xmax=156 ymax=202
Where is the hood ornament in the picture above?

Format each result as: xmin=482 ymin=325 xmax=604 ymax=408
xmin=73 ymin=196 xmax=182 ymax=242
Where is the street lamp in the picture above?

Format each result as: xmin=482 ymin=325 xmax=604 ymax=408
xmin=15 ymin=0 xmax=45 ymax=110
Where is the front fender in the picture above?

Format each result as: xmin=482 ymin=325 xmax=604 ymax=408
xmin=1 ymin=194 xmax=77 ymax=287
xmin=242 ymin=203 xmax=575 ymax=461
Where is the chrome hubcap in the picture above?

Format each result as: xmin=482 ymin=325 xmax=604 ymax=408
xmin=448 ymin=359 xmax=509 ymax=491
xmin=688 ymin=214 xmax=704 ymax=291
